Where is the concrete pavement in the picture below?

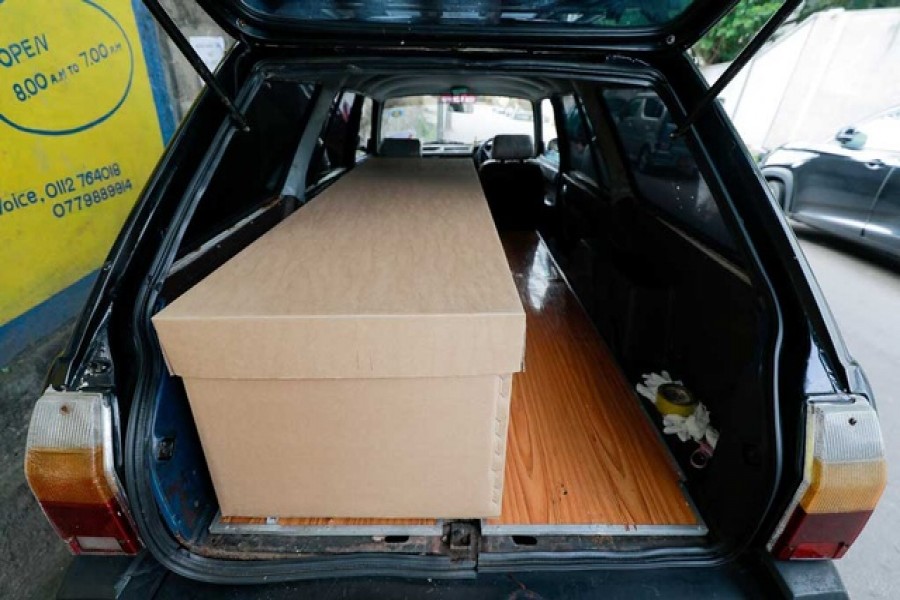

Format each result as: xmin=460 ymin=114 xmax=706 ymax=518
xmin=0 ymin=324 xmax=74 ymax=599
xmin=795 ymin=229 xmax=900 ymax=600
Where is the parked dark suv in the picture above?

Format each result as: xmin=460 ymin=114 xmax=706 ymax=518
xmin=762 ymin=105 xmax=900 ymax=259
xmin=26 ymin=1 xmax=885 ymax=597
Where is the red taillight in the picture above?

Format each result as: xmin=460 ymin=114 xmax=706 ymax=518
xmin=772 ymin=508 xmax=875 ymax=559
xmin=768 ymin=397 xmax=886 ymax=560
xmin=25 ymin=391 xmax=141 ymax=555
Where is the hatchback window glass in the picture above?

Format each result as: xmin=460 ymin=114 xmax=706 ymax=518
xmin=381 ymin=95 xmax=533 ymax=146
xmin=237 ymin=0 xmax=696 ymax=28
xmin=604 ymin=88 xmax=736 ymax=253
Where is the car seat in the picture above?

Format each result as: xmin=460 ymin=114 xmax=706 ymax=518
xmin=478 ymin=134 xmax=545 ymax=231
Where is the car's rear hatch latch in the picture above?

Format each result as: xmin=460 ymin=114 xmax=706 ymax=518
xmin=445 ymin=521 xmax=480 ymax=562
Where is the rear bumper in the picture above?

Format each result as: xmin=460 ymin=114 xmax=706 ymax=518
xmin=56 ymin=552 xmax=848 ymax=599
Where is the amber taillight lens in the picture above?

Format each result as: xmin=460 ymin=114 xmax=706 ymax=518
xmin=768 ymin=398 xmax=886 ymax=560
xmin=25 ymin=391 xmax=140 ymax=554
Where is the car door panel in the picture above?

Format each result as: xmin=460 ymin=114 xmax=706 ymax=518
xmin=863 ymin=164 xmax=900 ymax=255
xmin=790 ymin=147 xmax=889 ymax=241
xmin=535 ymin=98 xmax=563 ymax=233
xmin=558 ymin=172 xmax=606 ymax=243
xmin=537 ymin=156 xmax=560 ymax=199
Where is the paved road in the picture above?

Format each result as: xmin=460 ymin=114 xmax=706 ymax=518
xmin=0 ymin=324 xmax=74 ymax=599
xmin=795 ymin=228 xmax=900 ymax=600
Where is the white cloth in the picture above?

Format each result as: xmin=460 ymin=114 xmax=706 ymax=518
xmin=635 ymin=370 xmax=682 ymax=403
xmin=636 ymin=371 xmax=719 ymax=450
xmin=662 ymin=402 xmax=719 ymax=449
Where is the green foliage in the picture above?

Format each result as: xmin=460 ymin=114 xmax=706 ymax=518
xmin=694 ymin=0 xmax=900 ymax=65
xmin=693 ymin=0 xmax=781 ymax=64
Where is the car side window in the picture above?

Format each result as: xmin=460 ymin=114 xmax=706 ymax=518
xmin=357 ymin=97 xmax=374 ymax=159
xmin=540 ymin=98 xmax=560 ymax=166
xmin=561 ymin=94 xmax=607 ymax=187
xmin=643 ymin=98 xmax=664 ymax=120
xmin=179 ymin=81 xmax=316 ymax=255
xmin=604 ymin=88 xmax=737 ymax=253
xmin=624 ymin=99 xmax=642 ymax=119
xmin=307 ymin=92 xmax=358 ymax=186
xmin=324 ymin=92 xmax=356 ymax=164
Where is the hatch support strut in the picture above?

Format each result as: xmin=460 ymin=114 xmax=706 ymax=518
xmin=673 ymin=0 xmax=800 ymax=138
xmin=142 ymin=0 xmax=250 ymax=132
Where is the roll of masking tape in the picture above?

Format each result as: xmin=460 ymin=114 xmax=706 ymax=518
xmin=655 ymin=383 xmax=698 ymax=418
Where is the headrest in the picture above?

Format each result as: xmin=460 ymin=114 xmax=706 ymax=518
xmin=491 ymin=135 xmax=534 ymax=160
xmin=379 ymin=138 xmax=422 ymax=157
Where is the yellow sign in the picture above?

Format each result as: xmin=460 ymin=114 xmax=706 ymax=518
xmin=0 ymin=0 xmax=166 ymax=324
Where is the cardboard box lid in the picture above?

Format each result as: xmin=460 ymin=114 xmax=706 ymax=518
xmin=152 ymin=158 xmax=526 ymax=380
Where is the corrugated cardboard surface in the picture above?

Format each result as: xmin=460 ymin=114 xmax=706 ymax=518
xmin=153 ymin=158 xmax=525 ymax=380
xmin=152 ymin=157 xmax=525 ymax=518
xmin=187 ymin=375 xmax=512 ymax=518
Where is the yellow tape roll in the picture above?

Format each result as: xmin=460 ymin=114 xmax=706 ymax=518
xmin=655 ymin=383 xmax=698 ymax=418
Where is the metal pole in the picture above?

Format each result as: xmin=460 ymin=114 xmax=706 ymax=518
xmin=142 ymin=0 xmax=250 ymax=132
xmin=673 ymin=0 xmax=801 ymax=137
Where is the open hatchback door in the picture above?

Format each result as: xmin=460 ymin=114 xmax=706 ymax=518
xmin=194 ymin=0 xmax=741 ymax=51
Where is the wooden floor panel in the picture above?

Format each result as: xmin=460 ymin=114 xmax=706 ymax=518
xmin=488 ymin=232 xmax=696 ymax=528
xmin=221 ymin=232 xmax=693 ymax=530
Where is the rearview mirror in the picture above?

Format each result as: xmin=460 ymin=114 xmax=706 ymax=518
xmin=835 ymin=127 xmax=867 ymax=150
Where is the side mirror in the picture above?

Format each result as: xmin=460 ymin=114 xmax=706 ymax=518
xmin=835 ymin=126 xmax=867 ymax=150
xmin=546 ymin=138 xmax=559 ymax=153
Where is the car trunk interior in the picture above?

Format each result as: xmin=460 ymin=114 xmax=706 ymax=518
xmin=133 ymin=64 xmax=774 ymax=565
xmin=205 ymin=229 xmax=703 ymax=540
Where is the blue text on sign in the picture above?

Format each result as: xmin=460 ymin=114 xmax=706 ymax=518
xmin=0 ymin=34 xmax=50 ymax=68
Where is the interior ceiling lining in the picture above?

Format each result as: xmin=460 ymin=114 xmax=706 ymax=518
xmin=343 ymin=72 xmax=570 ymax=102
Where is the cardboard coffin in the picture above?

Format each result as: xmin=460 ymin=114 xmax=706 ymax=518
xmin=152 ymin=158 xmax=526 ymax=518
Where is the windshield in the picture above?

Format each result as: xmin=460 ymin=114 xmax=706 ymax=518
xmin=381 ymin=95 xmax=534 ymax=146
xmin=238 ymin=0 xmax=696 ymax=28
